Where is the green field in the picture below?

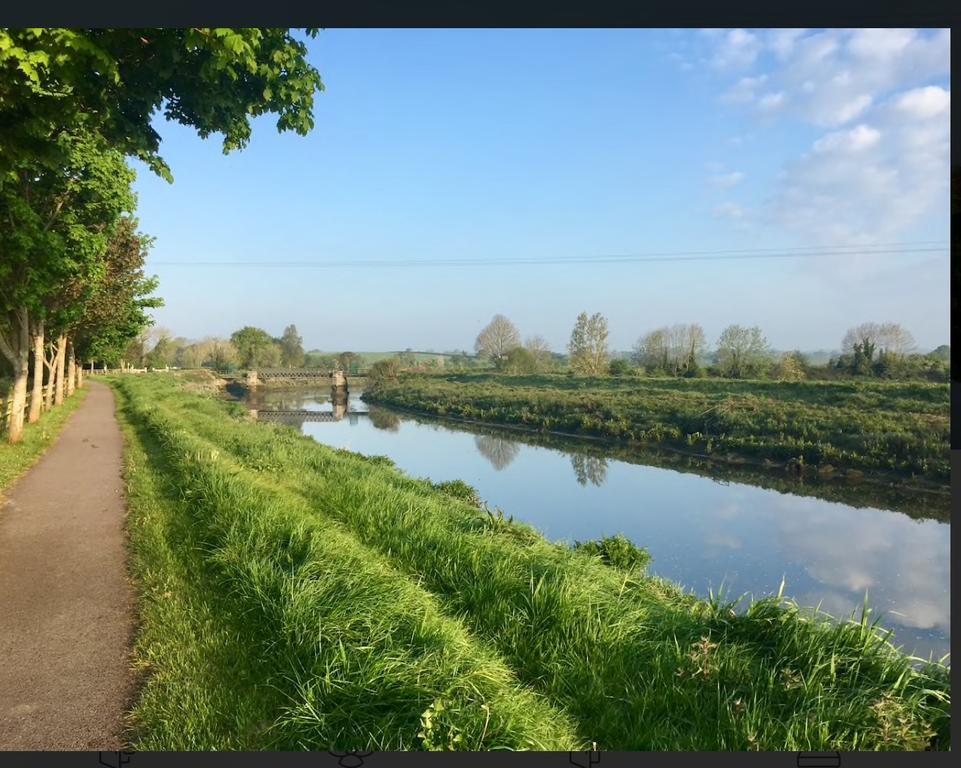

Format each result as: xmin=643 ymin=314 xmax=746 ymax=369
xmin=110 ymin=374 xmax=949 ymax=750
xmin=306 ymin=350 xmax=458 ymax=366
xmin=364 ymin=373 xmax=950 ymax=485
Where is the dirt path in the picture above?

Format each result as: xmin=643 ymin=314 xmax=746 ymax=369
xmin=0 ymin=381 xmax=134 ymax=750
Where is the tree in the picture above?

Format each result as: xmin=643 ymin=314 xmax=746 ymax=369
xmin=927 ymin=344 xmax=950 ymax=362
xmin=279 ymin=324 xmax=305 ymax=367
xmin=502 ymin=346 xmax=537 ymax=374
xmin=207 ymin=338 xmax=238 ymax=373
xmin=337 ymin=351 xmax=360 ymax=374
xmin=568 ymin=312 xmax=609 ymax=376
xmin=841 ymin=322 xmax=916 ymax=375
xmin=71 ymin=217 xmax=162 ymax=369
xmin=633 ymin=328 xmax=669 ymax=373
xmin=230 ymin=326 xmax=276 ymax=369
xmin=145 ymin=329 xmax=175 ymax=369
xmin=475 ymin=314 xmax=520 ymax=366
xmin=368 ymin=357 xmax=402 ymax=383
xmin=716 ymin=325 xmax=771 ymax=378
xmin=633 ymin=324 xmax=705 ymax=376
xmin=523 ymin=335 xmax=553 ymax=372
xmin=0 ymin=28 xmax=324 ymax=183
xmin=0 ymin=133 xmax=136 ymax=440
xmin=1 ymin=27 xmax=323 ymax=440
xmin=609 ymin=358 xmax=633 ymax=376
xmin=774 ymin=351 xmax=806 ymax=381
xmin=178 ymin=341 xmax=211 ymax=369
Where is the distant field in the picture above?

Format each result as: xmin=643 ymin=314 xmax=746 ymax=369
xmin=307 ymin=350 xmax=462 ymax=368
xmin=307 ymin=351 xmax=459 ymax=366
xmin=365 ymin=373 xmax=950 ymax=484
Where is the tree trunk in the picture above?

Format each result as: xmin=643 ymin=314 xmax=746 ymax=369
xmin=0 ymin=307 xmax=31 ymax=444
xmin=66 ymin=341 xmax=76 ymax=398
xmin=43 ymin=340 xmax=57 ymax=411
xmin=76 ymin=357 xmax=83 ymax=389
xmin=54 ymin=333 xmax=67 ymax=406
xmin=28 ymin=319 xmax=45 ymax=423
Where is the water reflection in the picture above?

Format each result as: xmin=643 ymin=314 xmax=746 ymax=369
xmin=571 ymin=454 xmax=608 ymax=486
xmin=368 ymin=406 xmax=401 ymax=432
xmin=474 ymin=435 xmax=521 ymax=471
xmin=239 ymin=387 xmax=951 ymax=660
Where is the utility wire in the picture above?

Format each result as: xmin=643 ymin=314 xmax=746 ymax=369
xmin=151 ymin=241 xmax=949 ymax=269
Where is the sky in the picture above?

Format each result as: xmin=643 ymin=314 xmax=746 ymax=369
xmin=132 ymin=28 xmax=951 ymax=353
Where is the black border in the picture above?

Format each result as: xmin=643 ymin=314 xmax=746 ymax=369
xmin=0 ymin=5 xmax=954 ymax=765
xmin=0 ymin=0 xmax=954 ymax=28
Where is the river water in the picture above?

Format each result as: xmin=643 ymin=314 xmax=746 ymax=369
xmin=240 ymin=387 xmax=950 ymax=662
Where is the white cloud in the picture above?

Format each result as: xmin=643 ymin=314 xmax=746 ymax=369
xmin=721 ymin=74 xmax=767 ymax=103
xmin=812 ymin=123 xmax=881 ymax=153
xmin=767 ymin=89 xmax=949 ymax=253
xmin=847 ymin=28 xmax=917 ymax=59
xmin=711 ymin=28 xmax=761 ymax=69
xmin=768 ymin=28 xmax=807 ymax=59
xmin=833 ymin=93 xmax=873 ymax=123
xmin=710 ymin=28 xmax=950 ymax=128
xmin=895 ymin=85 xmax=950 ymax=118
xmin=708 ymin=171 xmax=746 ymax=188
xmin=757 ymin=91 xmax=786 ymax=111
xmin=702 ymin=28 xmax=949 ymax=260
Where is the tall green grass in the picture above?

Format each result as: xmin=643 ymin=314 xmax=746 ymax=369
xmin=113 ymin=375 xmax=950 ymax=750
xmin=114 ymin=380 xmax=582 ymax=750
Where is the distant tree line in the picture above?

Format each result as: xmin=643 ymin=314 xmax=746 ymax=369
xmin=467 ymin=313 xmax=949 ymax=382
xmin=133 ymin=315 xmax=947 ymax=384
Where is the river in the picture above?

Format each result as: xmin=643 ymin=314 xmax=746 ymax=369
xmin=238 ymin=386 xmax=950 ymax=662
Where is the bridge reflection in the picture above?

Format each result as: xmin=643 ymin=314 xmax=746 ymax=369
xmin=251 ymin=405 xmax=368 ymax=428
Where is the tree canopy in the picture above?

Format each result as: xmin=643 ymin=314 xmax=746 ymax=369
xmin=568 ymin=312 xmax=609 ymax=376
xmin=475 ymin=314 xmax=520 ymax=364
xmin=0 ymin=28 xmax=323 ymax=182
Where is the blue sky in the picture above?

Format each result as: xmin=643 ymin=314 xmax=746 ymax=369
xmin=133 ymin=28 xmax=951 ymax=352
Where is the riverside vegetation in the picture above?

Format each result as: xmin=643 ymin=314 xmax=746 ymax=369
xmin=363 ymin=373 xmax=949 ymax=487
xmin=111 ymin=373 xmax=949 ymax=750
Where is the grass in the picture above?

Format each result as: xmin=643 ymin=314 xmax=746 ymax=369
xmin=364 ymin=373 xmax=950 ymax=485
xmin=0 ymin=388 xmax=88 ymax=493
xmin=111 ymin=374 xmax=949 ymax=751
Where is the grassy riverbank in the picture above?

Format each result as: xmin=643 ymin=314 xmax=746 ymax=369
xmin=111 ymin=373 xmax=948 ymax=750
xmin=364 ymin=374 xmax=949 ymax=486
xmin=0 ymin=388 xmax=88 ymax=493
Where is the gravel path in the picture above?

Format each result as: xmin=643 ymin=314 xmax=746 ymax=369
xmin=0 ymin=382 xmax=134 ymax=749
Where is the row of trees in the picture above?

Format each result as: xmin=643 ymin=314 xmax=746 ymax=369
xmin=1 ymin=28 xmax=323 ymax=441
xmin=125 ymin=324 xmax=307 ymax=373
xmin=471 ymin=313 xmax=940 ymax=381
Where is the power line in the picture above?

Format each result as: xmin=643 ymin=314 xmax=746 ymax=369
xmin=151 ymin=241 xmax=949 ymax=269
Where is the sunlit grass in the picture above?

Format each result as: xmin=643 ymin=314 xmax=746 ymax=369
xmin=112 ymin=374 xmax=950 ymax=750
